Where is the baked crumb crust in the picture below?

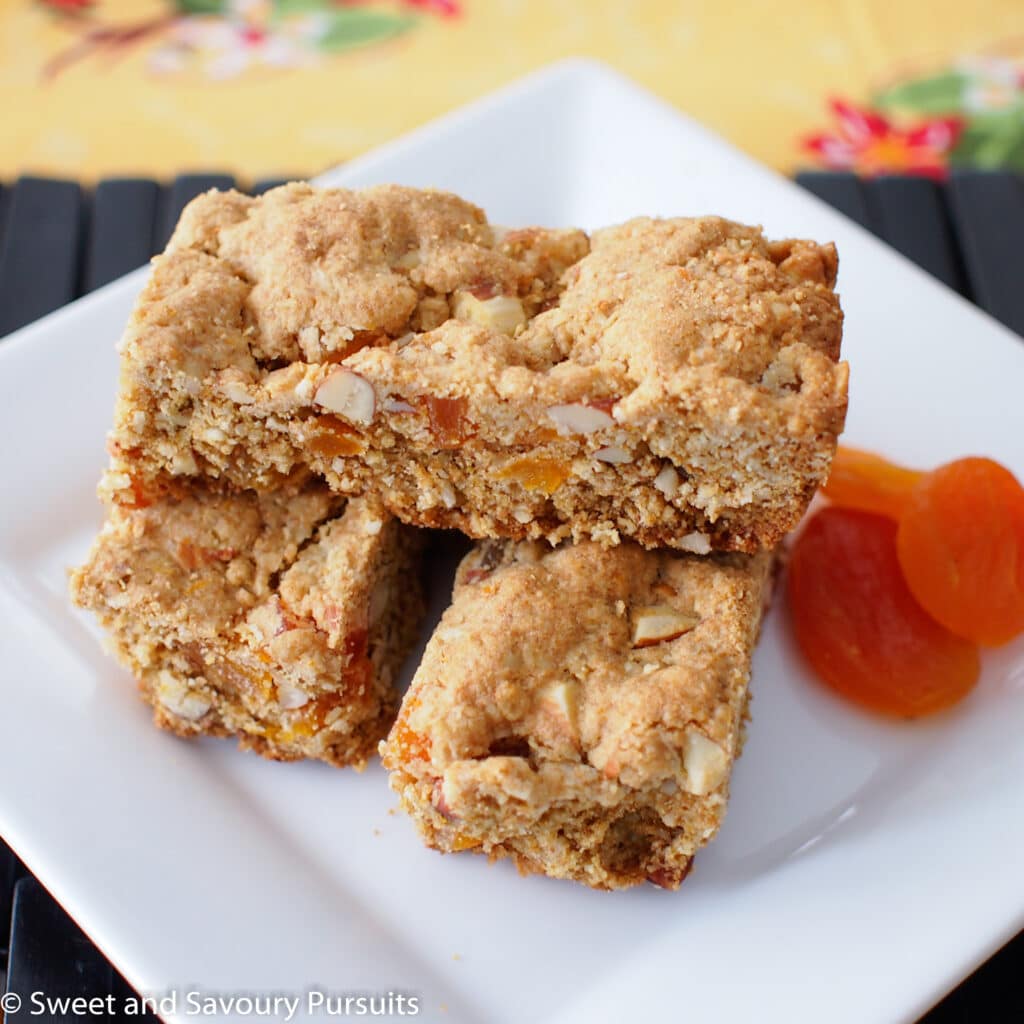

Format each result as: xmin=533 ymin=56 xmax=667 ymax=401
xmin=70 ymin=481 xmax=424 ymax=768
xmin=103 ymin=182 xmax=847 ymax=553
xmin=381 ymin=538 xmax=773 ymax=889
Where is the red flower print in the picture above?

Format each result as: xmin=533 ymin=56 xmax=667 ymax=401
xmin=803 ymin=99 xmax=964 ymax=180
xmin=238 ymin=25 xmax=268 ymax=47
xmin=401 ymin=0 xmax=461 ymax=16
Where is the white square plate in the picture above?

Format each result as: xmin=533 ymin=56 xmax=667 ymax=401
xmin=1 ymin=60 xmax=1023 ymax=1024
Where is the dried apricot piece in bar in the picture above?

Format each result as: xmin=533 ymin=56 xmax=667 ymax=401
xmin=788 ymin=507 xmax=979 ymax=717
xmin=386 ymin=697 xmax=431 ymax=764
xmin=420 ymin=395 xmax=472 ymax=449
xmin=495 ymin=455 xmax=569 ymax=496
xmin=897 ymin=457 xmax=1024 ymax=647
xmin=821 ymin=446 xmax=924 ymax=520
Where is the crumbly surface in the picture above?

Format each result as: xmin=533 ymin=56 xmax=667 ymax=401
xmin=103 ymin=182 xmax=846 ymax=553
xmin=70 ymin=482 xmax=423 ymax=768
xmin=380 ymin=539 xmax=773 ymax=889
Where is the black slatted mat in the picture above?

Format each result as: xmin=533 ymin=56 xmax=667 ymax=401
xmin=0 ymin=185 xmax=13 ymax=261
xmin=5 ymin=879 xmax=114 ymax=1022
xmin=3 ymin=877 xmax=157 ymax=1022
xmin=796 ymin=170 xmax=875 ymax=229
xmin=85 ymin=179 xmax=161 ymax=293
xmin=0 ymin=842 xmax=26 ymax=974
xmin=0 ymin=178 xmax=84 ymax=337
xmin=947 ymin=170 xmax=1024 ymax=336
xmin=871 ymin=175 xmax=967 ymax=294
xmin=0 ymin=171 xmax=1021 ymax=1021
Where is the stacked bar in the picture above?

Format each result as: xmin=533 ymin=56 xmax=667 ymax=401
xmin=72 ymin=482 xmax=423 ymax=768
xmin=74 ymin=183 xmax=846 ymax=886
xmin=101 ymin=182 xmax=845 ymax=552
xmin=382 ymin=540 xmax=773 ymax=889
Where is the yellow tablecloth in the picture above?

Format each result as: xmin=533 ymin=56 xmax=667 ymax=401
xmin=3 ymin=0 xmax=1024 ymax=183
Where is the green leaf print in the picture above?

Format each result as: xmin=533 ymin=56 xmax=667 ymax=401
xmin=875 ymin=72 xmax=968 ymax=115
xmin=951 ymin=112 xmax=1024 ymax=172
xmin=273 ymin=0 xmax=327 ymax=15
xmin=174 ymin=0 xmax=227 ymax=15
xmin=317 ymin=9 xmax=418 ymax=52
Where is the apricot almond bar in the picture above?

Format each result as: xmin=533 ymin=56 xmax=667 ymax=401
xmin=380 ymin=537 xmax=773 ymax=890
xmin=102 ymin=182 xmax=847 ymax=553
xmin=71 ymin=481 xmax=423 ymax=768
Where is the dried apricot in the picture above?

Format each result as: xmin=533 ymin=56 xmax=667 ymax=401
xmin=897 ymin=457 xmax=1024 ymax=646
xmin=821 ymin=446 xmax=923 ymax=520
xmin=788 ymin=507 xmax=979 ymax=717
xmin=421 ymin=395 xmax=471 ymax=448
xmin=495 ymin=455 xmax=568 ymax=495
xmin=305 ymin=415 xmax=365 ymax=458
xmin=341 ymin=627 xmax=372 ymax=696
xmin=116 ymin=474 xmax=154 ymax=510
xmin=385 ymin=696 xmax=431 ymax=764
xmin=389 ymin=718 xmax=431 ymax=762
